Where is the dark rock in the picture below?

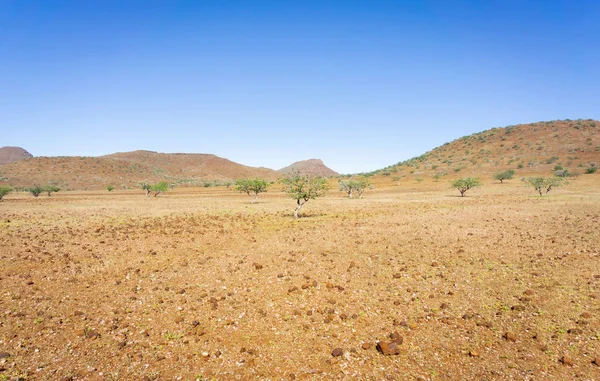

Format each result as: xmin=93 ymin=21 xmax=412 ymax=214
xmin=331 ymin=348 xmax=343 ymax=357
xmin=560 ymin=355 xmax=574 ymax=366
xmin=503 ymin=332 xmax=517 ymax=342
xmin=376 ymin=341 xmax=401 ymax=355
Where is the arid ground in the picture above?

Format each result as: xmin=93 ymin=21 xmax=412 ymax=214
xmin=1 ymin=176 xmax=599 ymax=380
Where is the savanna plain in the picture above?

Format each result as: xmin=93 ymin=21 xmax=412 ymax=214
xmin=1 ymin=177 xmax=599 ymax=380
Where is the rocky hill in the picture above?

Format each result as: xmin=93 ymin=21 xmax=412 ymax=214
xmin=365 ymin=119 xmax=599 ymax=183
xmin=0 ymin=150 xmax=311 ymax=190
xmin=0 ymin=146 xmax=33 ymax=165
xmin=279 ymin=159 xmax=339 ymax=177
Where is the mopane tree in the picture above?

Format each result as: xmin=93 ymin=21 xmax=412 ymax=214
xmin=235 ymin=178 xmax=269 ymax=202
xmin=142 ymin=181 xmax=169 ymax=197
xmin=280 ymin=173 xmax=329 ymax=218
xmin=451 ymin=177 xmax=482 ymax=197
xmin=0 ymin=186 xmax=12 ymax=200
xmin=44 ymin=185 xmax=61 ymax=196
xmin=338 ymin=177 xmax=371 ymax=198
xmin=523 ymin=176 xmax=566 ymax=196
xmin=29 ymin=186 xmax=44 ymax=197
xmin=493 ymin=169 xmax=515 ymax=183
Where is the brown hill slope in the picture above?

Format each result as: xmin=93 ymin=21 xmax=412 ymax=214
xmin=366 ymin=119 xmax=599 ymax=185
xmin=0 ymin=151 xmax=279 ymax=190
xmin=279 ymin=159 xmax=339 ymax=177
xmin=0 ymin=146 xmax=33 ymax=165
xmin=105 ymin=151 xmax=279 ymax=182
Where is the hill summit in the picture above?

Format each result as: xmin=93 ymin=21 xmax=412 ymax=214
xmin=279 ymin=159 xmax=339 ymax=177
xmin=0 ymin=146 xmax=33 ymax=165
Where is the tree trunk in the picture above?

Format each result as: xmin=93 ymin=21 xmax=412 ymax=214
xmin=154 ymin=191 xmax=160 ymax=197
xmin=145 ymin=189 xmax=150 ymax=196
xmin=294 ymin=199 xmax=306 ymax=219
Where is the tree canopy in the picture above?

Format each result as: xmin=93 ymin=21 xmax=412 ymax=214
xmin=280 ymin=173 xmax=329 ymax=218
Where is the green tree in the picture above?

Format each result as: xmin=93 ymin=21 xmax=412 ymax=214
xmin=280 ymin=173 xmax=329 ymax=218
xmin=142 ymin=181 xmax=169 ymax=197
xmin=338 ymin=177 xmax=371 ymax=198
xmin=29 ymin=186 xmax=44 ymax=197
xmin=493 ymin=169 xmax=515 ymax=183
xmin=235 ymin=178 xmax=269 ymax=202
xmin=107 ymin=185 xmax=115 ymax=192
xmin=523 ymin=176 xmax=566 ymax=196
xmin=43 ymin=185 xmax=60 ymax=196
xmin=0 ymin=186 xmax=12 ymax=200
xmin=451 ymin=177 xmax=482 ymax=197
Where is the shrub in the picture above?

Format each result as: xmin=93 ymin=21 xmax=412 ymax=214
xmin=586 ymin=167 xmax=597 ymax=174
xmin=0 ymin=186 xmax=12 ymax=200
xmin=107 ymin=185 xmax=115 ymax=192
xmin=29 ymin=186 xmax=44 ymax=197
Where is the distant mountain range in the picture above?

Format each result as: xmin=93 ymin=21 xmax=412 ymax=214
xmin=2 ymin=119 xmax=598 ymax=190
xmin=0 ymin=149 xmax=338 ymax=190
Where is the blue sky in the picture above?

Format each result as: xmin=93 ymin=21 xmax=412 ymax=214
xmin=2 ymin=0 xmax=599 ymax=174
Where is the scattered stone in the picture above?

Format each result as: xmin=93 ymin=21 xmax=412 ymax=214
xmin=362 ymin=342 xmax=371 ymax=350
xmin=560 ymin=355 xmax=574 ymax=366
xmin=581 ymin=312 xmax=592 ymax=319
xmin=174 ymin=316 xmax=184 ymax=323
xmin=567 ymin=328 xmax=582 ymax=335
xmin=288 ymin=286 xmax=298 ymax=293
xmin=511 ymin=305 xmax=525 ymax=311
xmin=177 ymin=289 xmax=185 ymax=294
xmin=503 ymin=332 xmax=517 ymax=342
xmin=376 ymin=341 xmax=401 ymax=355
xmin=73 ymin=311 xmax=84 ymax=316
xmin=0 ymin=352 xmax=11 ymax=359
xmin=592 ymin=357 xmax=600 ymax=366
xmin=331 ymin=348 xmax=343 ymax=357
xmin=524 ymin=289 xmax=535 ymax=295
xmin=431 ymin=261 xmax=439 ymax=267
xmin=393 ymin=273 xmax=402 ymax=279
xmin=469 ymin=350 xmax=480 ymax=357
xmin=476 ymin=320 xmax=492 ymax=329
xmin=440 ymin=303 xmax=449 ymax=310
xmin=389 ymin=331 xmax=403 ymax=345
xmin=85 ymin=329 xmax=101 ymax=339
xmin=253 ymin=263 xmax=263 ymax=270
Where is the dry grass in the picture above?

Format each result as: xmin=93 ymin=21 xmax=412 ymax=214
xmin=1 ymin=177 xmax=599 ymax=380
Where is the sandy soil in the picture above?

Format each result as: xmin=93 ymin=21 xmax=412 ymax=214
xmin=1 ymin=177 xmax=599 ymax=380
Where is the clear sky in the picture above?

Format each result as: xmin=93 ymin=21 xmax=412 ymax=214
xmin=2 ymin=0 xmax=599 ymax=174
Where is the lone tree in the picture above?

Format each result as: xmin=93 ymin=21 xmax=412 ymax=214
xmin=44 ymin=185 xmax=60 ymax=196
xmin=338 ymin=177 xmax=371 ymax=198
xmin=280 ymin=173 xmax=329 ymax=218
xmin=493 ymin=169 xmax=515 ymax=183
xmin=29 ymin=186 xmax=44 ymax=197
xmin=0 ymin=186 xmax=12 ymax=200
xmin=142 ymin=181 xmax=169 ymax=197
xmin=451 ymin=177 xmax=482 ymax=197
xmin=523 ymin=176 xmax=566 ymax=196
xmin=235 ymin=178 xmax=269 ymax=203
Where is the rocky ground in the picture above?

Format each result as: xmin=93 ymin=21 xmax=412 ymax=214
xmin=0 ymin=177 xmax=599 ymax=380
